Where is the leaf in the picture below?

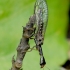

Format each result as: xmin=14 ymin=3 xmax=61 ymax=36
xmin=0 ymin=0 xmax=69 ymax=70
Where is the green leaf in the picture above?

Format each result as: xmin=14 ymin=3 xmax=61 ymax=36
xmin=0 ymin=0 xmax=69 ymax=70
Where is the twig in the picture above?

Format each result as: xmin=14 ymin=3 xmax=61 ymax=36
xmin=10 ymin=14 xmax=36 ymax=70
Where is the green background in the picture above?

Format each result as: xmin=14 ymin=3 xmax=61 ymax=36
xmin=0 ymin=0 xmax=69 ymax=70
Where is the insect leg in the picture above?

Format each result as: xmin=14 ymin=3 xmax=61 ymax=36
xmin=29 ymin=27 xmax=36 ymax=39
xmin=22 ymin=46 xmax=36 ymax=53
xmin=27 ymin=46 xmax=36 ymax=52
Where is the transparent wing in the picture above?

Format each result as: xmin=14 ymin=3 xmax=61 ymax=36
xmin=34 ymin=0 xmax=48 ymax=37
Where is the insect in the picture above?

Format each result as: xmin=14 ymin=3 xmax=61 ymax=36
xmin=34 ymin=0 xmax=48 ymax=69
xmin=34 ymin=0 xmax=48 ymax=38
xmin=23 ymin=0 xmax=48 ymax=52
xmin=22 ymin=0 xmax=49 ymax=69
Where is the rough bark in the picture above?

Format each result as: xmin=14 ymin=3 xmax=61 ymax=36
xmin=10 ymin=14 xmax=36 ymax=70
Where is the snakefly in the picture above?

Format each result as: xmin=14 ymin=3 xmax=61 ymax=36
xmin=34 ymin=0 xmax=48 ymax=38
xmin=34 ymin=0 xmax=48 ymax=69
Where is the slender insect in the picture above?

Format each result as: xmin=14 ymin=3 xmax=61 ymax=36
xmin=34 ymin=0 xmax=48 ymax=39
xmin=34 ymin=0 xmax=48 ymax=69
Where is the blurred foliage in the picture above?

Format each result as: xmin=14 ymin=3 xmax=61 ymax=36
xmin=0 ymin=0 xmax=69 ymax=70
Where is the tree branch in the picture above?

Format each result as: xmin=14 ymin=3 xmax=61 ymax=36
xmin=10 ymin=14 xmax=36 ymax=70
